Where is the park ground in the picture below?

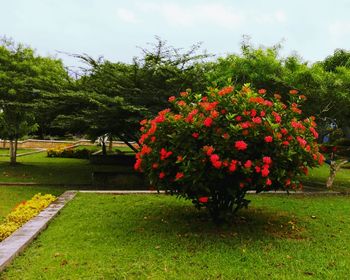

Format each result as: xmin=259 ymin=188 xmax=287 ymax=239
xmin=0 ymin=147 xmax=350 ymax=279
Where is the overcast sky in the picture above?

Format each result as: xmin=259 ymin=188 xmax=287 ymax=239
xmin=1 ymin=0 xmax=350 ymax=67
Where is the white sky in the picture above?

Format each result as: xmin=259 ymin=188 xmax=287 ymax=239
xmin=1 ymin=0 xmax=350 ymax=67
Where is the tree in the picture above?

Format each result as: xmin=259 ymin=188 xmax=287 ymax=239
xmin=49 ymin=91 xmax=142 ymax=155
xmin=73 ymin=37 xmax=210 ymax=146
xmin=0 ymin=38 xmax=69 ymax=163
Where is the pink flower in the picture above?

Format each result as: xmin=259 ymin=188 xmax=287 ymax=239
xmin=252 ymin=117 xmax=262 ymax=124
xmin=264 ymin=136 xmax=273 ymax=143
xmin=203 ymin=117 xmax=213 ymax=127
xmin=218 ymin=86 xmax=234 ymax=96
xmin=235 ymin=141 xmax=248 ymax=151
xmin=262 ymin=156 xmax=272 ymax=165
xmin=240 ymin=122 xmax=251 ymax=129
xmin=203 ymin=145 xmax=214 ymax=156
xmin=168 ymin=96 xmax=176 ymax=102
xmin=154 ymin=115 xmax=165 ymax=123
xmin=192 ymin=132 xmax=199 ymax=139
xmin=210 ymin=154 xmax=220 ymax=162
xmin=160 ymin=148 xmax=172 ymax=160
xmin=281 ymin=128 xmax=288 ymax=135
xmin=297 ymin=136 xmax=307 ymax=147
xmin=198 ymin=197 xmax=209 ymax=203
xmin=266 ymin=178 xmax=272 ymax=185
xmin=177 ymin=100 xmax=186 ymax=106
xmin=244 ymin=160 xmax=252 ymax=168
xmin=212 ymin=161 xmax=222 ymax=169
xmin=258 ymin=89 xmax=266 ymax=94
xmin=261 ymin=168 xmax=269 ymax=177
xmin=210 ymin=110 xmax=219 ymax=119
xmin=152 ymin=163 xmax=159 ymax=169
xmin=180 ymin=91 xmax=188 ymax=97
xmin=134 ymin=158 xmax=142 ymax=171
xmin=175 ymin=172 xmax=184 ymax=180
xmin=229 ymin=160 xmax=238 ymax=172
xmin=222 ymin=133 xmax=230 ymax=139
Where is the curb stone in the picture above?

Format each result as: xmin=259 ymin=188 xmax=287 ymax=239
xmin=0 ymin=191 xmax=76 ymax=273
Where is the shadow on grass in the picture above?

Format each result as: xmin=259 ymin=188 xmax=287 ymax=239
xmin=129 ymin=202 xmax=307 ymax=242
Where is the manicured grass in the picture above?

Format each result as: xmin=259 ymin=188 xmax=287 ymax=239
xmin=301 ymin=163 xmax=350 ymax=190
xmin=0 ymin=186 xmax=64 ymax=222
xmin=0 ymin=149 xmax=38 ymax=156
xmin=2 ymin=194 xmax=350 ymax=279
xmin=73 ymin=145 xmax=100 ymax=152
xmin=0 ymin=152 xmax=126 ymax=185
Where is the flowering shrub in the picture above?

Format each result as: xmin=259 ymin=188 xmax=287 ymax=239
xmin=0 ymin=193 xmax=56 ymax=241
xmin=135 ymin=84 xmax=324 ymax=221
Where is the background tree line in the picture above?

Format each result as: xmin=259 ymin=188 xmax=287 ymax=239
xmin=1 ymin=36 xmax=349 ymax=163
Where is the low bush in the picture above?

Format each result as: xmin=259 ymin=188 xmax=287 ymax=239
xmin=0 ymin=193 xmax=56 ymax=241
xmin=47 ymin=148 xmax=92 ymax=159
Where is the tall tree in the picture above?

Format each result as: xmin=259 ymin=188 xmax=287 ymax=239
xmin=0 ymin=38 xmax=69 ymax=163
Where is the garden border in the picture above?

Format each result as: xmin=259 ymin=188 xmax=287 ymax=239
xmin=0 ymin=191 xmax=76 ymax=272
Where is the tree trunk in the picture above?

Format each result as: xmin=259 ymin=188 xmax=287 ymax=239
xmin=108 ymin=136 xmax=113 ymax=153
xmin=9 ymin=139 xmax=17 ymax=165
xmin=101 ymin=140 xmax=107 ymax=156
xmin=326 ymin=160 xmax=348 ymax=189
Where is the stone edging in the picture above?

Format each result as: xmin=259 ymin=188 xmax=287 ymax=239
xmin=0 ymin=191 xmax=76 ymax=273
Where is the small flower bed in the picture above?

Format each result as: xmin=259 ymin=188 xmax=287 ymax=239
xmin=47 ymin=148 xmax=92 ymax=159
xmin=0 ymin=193 xmax=56 ymax=241
xmin=135 ymin=84 xmax=324 ymax=222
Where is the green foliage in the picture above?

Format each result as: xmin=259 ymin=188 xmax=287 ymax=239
xmin=322 ymin=49 xmax=350 ymax=72
xmin=82 ymin=38 xmax=208 ymax=110
xmin=47 ymin=147 xmax=92 ymax=159
xmin=205 ymin=43 xmax=350 ymax=130
xmin=0 ymin=38 xmax=70 ymax=162
xmin=136 ymin=85 xmax=323 ymax=221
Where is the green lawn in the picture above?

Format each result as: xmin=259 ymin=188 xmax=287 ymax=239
xmin=0 ymin=152 xmax=129 ymax=185
xmin=0 ymin=186 xmax=65 ymax=222
xmin=1 ymin=194 xmax=349 ymax=279
xmin=301 ymin=163 xmax=350 ymax=190
xmin=0 ymin=149 xmax=39 ymax=156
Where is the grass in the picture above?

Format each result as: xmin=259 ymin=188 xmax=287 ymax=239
xmin=301 ymin=162 xmax=350 ymax=190
xmin=0 ymin=149 xmax=39 ymax=156
xmin=1 ymin=194 xmax=349 ymax=279
xmin=0 ymin=186 xmax=65 ymax=222
xmin=0 ymin=152 xmax=128 ymax=185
